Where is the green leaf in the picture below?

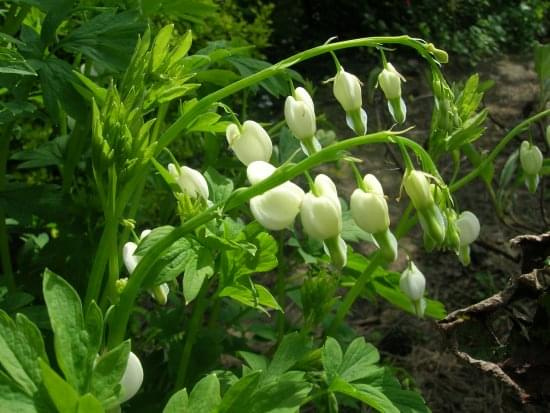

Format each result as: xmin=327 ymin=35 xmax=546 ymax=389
xmin=0 ymin=46 xmax=36 ymax=76
xmin=216 ymin=371 xmax=261 ymax=413
xmin=168 ymin=30 xmax=193 ymax=68
xmin=330 ymin=377 xmax=399 ymax=413
xmin=84 ymin=301 xmax=103 ymax=361
xmin=183 ymin=247 xmax=214 ymax=304
xmin=11 ymin=135 xmax=68 ymax=169
xmin=163 ymin=388 xmax=189 ymax=413
xmin=237 ymin=351 xmax=268 ymax=371
xmin=43 ymin=269 xmax=90 ymax=393
xmin=90 ymin=340 xmax=130 ymax=409
xmin=0 ymin=310 xmax=42 ymax=395
xmin=188 ymin=373 xmax=221 ymax=413
xmin=40 ymin=359 xmax=80 ymax=413
xmin=322 ymin=337 xmax=343 ymax=382
xmin=60 ymin=10 xmax=145 ymax=72
xmin=77 ymin=393 xmax=104 ymax=413
xmin=234 ymin=230 xmax=278 ymax=277
xmin=187 ymin=112 xmax=222 ymax=133
xmin=339 ymin=337 xmax=379 ymax=383
xmin=0 ymin=371 xmax=37 ymax=413
xmin=204 ymin=168 xmax=234 ymax=204
xmin=219 ymin=283 xmax=281 ymax=313
xmin=249 ymin=371 xmax=312 ymax=413
xmin=40 ymin=0 xmax=74 ymax=46
xmin=267 ymin=332 xmax=311 ymax=377
xmin=152 ymin=24 xmax=174 ymax=73
xmin=369 ymin=372 xmax=430 ymax=413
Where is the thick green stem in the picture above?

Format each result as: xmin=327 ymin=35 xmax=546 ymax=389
xmin=0 ymin=126 xmax=15 ymax=291
xmin=275 ymin=234 xmax=287 ymax=344
xmin=174 ymin=279 xmax=212 ymax=390
xmin=327 ymin=253 xmax=384 ymax=335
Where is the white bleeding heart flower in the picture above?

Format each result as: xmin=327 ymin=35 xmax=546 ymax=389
xmin=119 ymin=351 xmax=144 ymax=403
xmin=284 ymin=87 xmax=316 ymax=141
xmin=333 ymin=67 xmax=363 ymax=112
xmin=350 ymin=174 xmax=390 ymax=235
xmin=246 ymin=161 xmax=304 ymax=230
xmin=226 ymin=120 xmax=273 ymax=166
xmin=168 ymin=164 xmax=209 ymax=200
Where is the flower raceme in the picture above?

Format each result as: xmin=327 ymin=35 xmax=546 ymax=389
xmin=122 ymin=229 xmax=170 ymax=305
xmin=247 ymin=161 xmax=305 ymax=230
xmin=226 ymin=120 xmax=273 ymax=166
xmin=119 ymin=351 xmax=144 ymax=403
xmin=168 ymin=163 xmax=209 ymax=200
xmin=301 ymin=174 xmax=347 ymax=268
xmin=350 ymin=174 xmax=398 ymax=262
xmin=332 ymin=67 xmax=367 ymax=135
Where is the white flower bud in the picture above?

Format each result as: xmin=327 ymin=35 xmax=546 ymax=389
xmin=119 ymin=351 xmax=144 ymax=403
xmin=122 ymin=242 xmax=139 ymax=275
xmin=350 ymin=174 xmax=390 ymax=234
xmin=399 ymin=261 xmax=426 ymax=302
xmin=456 ymin=211 xmax=480 ymax=247
xmin=168 ymin=164 xmax=209 ymax=200
xmin=247 ymin=161 xmax=304 ymax=230
xmin=519 ymin=141 xmax=543 ymax=176
xmin=403 ymin=170 xmax=433 ymax=210
xmin=378 ymin=63 xmax=403 ymax=100
xmin=226 ymin=120 xmax=273 ymax=166
xmin=333 ymin=68 xmax=362 ymax=112
xmin=301 ymin=174 xmax=342 ymax=240
xmin=284 ymin=87 xmax=316 ymax=140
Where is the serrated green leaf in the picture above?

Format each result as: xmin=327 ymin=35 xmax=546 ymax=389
xmin=237 ymin=351 xmax=268 ymax=371
xmin=204 ymin=168 xmax=234 ymax=204
xmin=152 ymin=24 xmax=174 ymax=73
xmin=188 ymin=374 xmax=221 ymax=413
xmin=249 ymin=371 xmax=312 ymax=413
xmin=219 ymin=283 xmax=282 ymax=313
xmin=339 ymin=337 xmax=379 ymax=383
xmin=168 ymin=30 xmax=192 ymax=68
xmin=267 ymin=333 xmax=311 ymax=377
xmin=11 ymin=135 xmax=68 ymax=169
xmin=60 ymin=10 xmax=145 ymax=72
xmin=0 ymin=46 xmax=36 ymax=76
xmin=187 ymin=112 xmax=221 ymax=133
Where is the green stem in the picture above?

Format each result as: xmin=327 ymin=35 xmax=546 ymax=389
xmin=174 ymin=279 xmax=212 ymax=390
xmin=327 ymin=253 xmax=384 ymax=335
xmin=275 ymin=233 xmax=287 ymax=344
xmin=0 ymin=126 xmax=15 ymax=292
xmin=156 ymin=36 xmax=436 ymax=153
xmin=107 ymin=130 xmax=431 ymax=348
xmin=151 ymin=102 xmax=169 ymax=143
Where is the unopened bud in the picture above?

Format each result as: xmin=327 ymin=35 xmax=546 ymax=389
xmin=119 ymin=352 xmax=144 ymax=403
xmin=226 ymin=120 xmax=273 ymax=166
xmin=400 ymin=261 xmax=426 ymax=317
xmin=403 ymin=170 xmax=433 ymax=210
xmin=519 ymin=141 xmax=543 ymax=176
xmin=378 ymin=63 xmax=403 ymax=100
xmin=284 ymin=87 xmax=316 ymax=141
xmin=333 ymin=67 xmax=362 ymax=112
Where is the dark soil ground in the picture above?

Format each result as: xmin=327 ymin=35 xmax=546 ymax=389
xmin=302 ymin=54 xmax=549 ymax=412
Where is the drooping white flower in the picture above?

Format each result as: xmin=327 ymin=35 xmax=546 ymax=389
xmin=378 ymin=63 xmax=403 ymax=100
xmin=399 ymin=261 xmax=425 ymax=301
xmin=168 ymin=164 xmax=209 ymax=200
xmin=456 ymin=211 xmax=480 ymax=247
xmin=333 ymin=68 xmax=362 ymax=112
xmin=300 ymin=174 xmax=342 ymax=241
xmin=119 ymin=351 xmax=144 ymax=403
xmin=226 ymin=120 xmax=273 ymax=165
xmin=519 ymin=141 xmax=543 ymax=176
xmin=284 ymin=87 xmax=316 ymax=141
xmin=403 ymin=170 xmax=433 ymax=210
xmin=247 ymin=161 xmax=304 ymax=230
xmin=350 ymin=174 xmax=390 ymax=234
